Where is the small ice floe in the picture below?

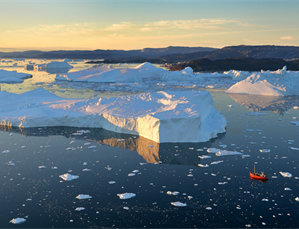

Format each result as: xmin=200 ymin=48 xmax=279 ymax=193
xmin=211 ymin=173 xmax=217 ymax=176
xmin=236 ymin=206 xmax=241 ymax=210
xmin=218 ymin=182 xmax=227 ymax=185
xmin=72 ymin=132 xmax=83 ymax=136
xmin=284 ymin=188 xmax=292 ymax=191
xmin=290 ymin=121 xmax=299 ymax=126
xmin=132 ymin=170 xmax=139 ymax=173
xmin=105 ymin=165 xmax=112 ymax=170
xmin=2 ymin=150 xmax=10 ymax=153
xmin=70 ymin=219 xmax=73 ymax=222
xmin=246 ymin=112 xmax=267 ymax=116
xmin=211 ymin=160 xmax=223 ymax=165
xmin=83 ymin=162 xmax=87 ymax=165
xmin=128 ymin=173 xmax=135 ymax=177
xmin=75 ymin=207 xmax=85 ymax=211
xmin=272 ymin=176 xmax=277 ymax=178
xmin=9 ymin=218 xmax=26 ymax=224
xmin=259 ymin=149 xmax=270 ymax=153
xmin=171 ymin=201 xmax=187 ymax=207
xmin=227 ymin=105 xmax=235 ymax=108
xmin=245 ymin=224 xmax=251 ymax=228
xmin=21 ymin=146 xmax=26 ymax=149
xmin=108 ymin=181 xmax=116 ymax=184
xmin=242 ymin=155 xmax=250 ymax=158
xmin=262 ymin=222 xmax=266 ymax=226
xmin=291 ymin=147 xmax=299 ymax=150
xmin=246 ymin=129 xmax=254 ymax=132
xmin=70 ymin=141 xmax=75 ymax=144
xmin=76 ymin=194 xmax=92 ymax=199
xmin=205 ymin=207 xmax=212 ymax=210
xmin=123 ymin=206 xmax=129 ymax=210
xmin=82 ymin=168 xmax=91 ymax=172
xmin=88 ymin=146 xmax=96 ymax=149
xmin=262 ymin=198 xmax=269 ymax=201
xmin=166 ymin=191 xmax=179 ymax=195
xmin=78 ymin=130 xmax=91 ymax=134
xmin=117 ymin=193 xmax=136 ymax=199
xmin=66 ymin=147 xmax=76 ymax=151
xmin=38 ymin=166 xmax=46 ymax=169
xmin=279 ymin=172 xmax=292 ymax=178
xmin=188 ymin=196 xmax=193 ymax=200
xmin=84 ymin=143 xmax=91 ymax=145
xmin=59 ymin=173 xmax=79 ymax=181
xmin=199 ymin=155 xmax=211 ymax=159
xmin=6 ymin=161 xmax=15 ymax=166
xmin=51 ymin=166 xmax=58 ymax=169
xmin=219 ymin=144 xmax=227 ymax=148
xmin=187 ymin=174 xmax=193 ymax=177
xmin=196 ymin=149 xmax=203 ymax=151
xmin=295 ymin=197 xmax=299 ymax=202
xmin=198 ymin=164 xmax=209 ymax=167
xmin=26 ymin=198 xmax=32 ymax=201
xmin=140 ymin=163 xmax=147 ymax=165
xmin=294 ymin=106 xmax=299 ymax=110
xmin=281 ymin=156 xmax=288 ymax=159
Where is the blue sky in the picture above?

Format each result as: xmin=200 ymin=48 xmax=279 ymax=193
xmin=0 ymin=0 xmax=298 ymax=51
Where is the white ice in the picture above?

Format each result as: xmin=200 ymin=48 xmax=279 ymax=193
xmin=117 ymin=193 xmax=136 ymax=199
xmin=0 ymin=69 xmax=32 ymax=82
xmin=75 ymin=207 xmax=85 ymax=211
xmin=9 ymin=218 xmax=26 ymax=224
xmin=166 ymin=191 xmax=180 ymax=195
xmin=0 ymin=89 xmax=226 ymax=143
xmin=171 ymin=201 xmax=187 ymax=207
xmin=279 ymin=172 xmax=292 ymax=178
xmin=76 ymin=194 xmax=92 ymax=199
xmin=207 ymin=148 xmax=243 ymax=156
xmin=59 ymin=173 xmax=79 ymax=181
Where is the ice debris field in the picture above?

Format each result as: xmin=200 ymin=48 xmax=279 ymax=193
xmin=1 ymin=58 xmax=299 ymax=228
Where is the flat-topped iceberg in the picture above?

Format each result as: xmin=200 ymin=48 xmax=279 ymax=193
xmin=226 ymin=66 xmax=299 ymax=96
xmin=56 ymin=64 xmax=142 ymax=83
xmin=0 ymin=69 xmax=32 ymax=82
xmin=0 ymin=88 xmax=226 ymax=143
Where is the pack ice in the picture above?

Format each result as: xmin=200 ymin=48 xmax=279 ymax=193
xmin=226 ymin=66 xmax=299 ymax=96
xmin=0 ymin=88 xmax=226 ymax=143
xmin=0 ymin=69 xmax=32 ymax=82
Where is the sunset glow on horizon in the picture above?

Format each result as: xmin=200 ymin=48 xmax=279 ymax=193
xmin=0 ymin=0 xmax=299 ymax=51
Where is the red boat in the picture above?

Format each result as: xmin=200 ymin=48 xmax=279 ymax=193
xmin=249 ymin=164 xmax=268 ymax=181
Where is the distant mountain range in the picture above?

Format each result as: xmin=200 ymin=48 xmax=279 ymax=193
xmin=0 ymin=46 xmax=216 ymax=60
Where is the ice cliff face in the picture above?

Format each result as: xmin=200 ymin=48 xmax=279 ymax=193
xmin=0 ymin=89 xmax=226 ymax=143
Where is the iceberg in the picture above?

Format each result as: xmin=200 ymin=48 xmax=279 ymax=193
xmin=279 ymin=172 xmax=292 ymax=178
xmin=171 ymin=201 xmax=187 ymax=207
xmin=117 ymin=193 xmax=136 ymax=199
xmin=0 ymin=89 xmax=226 ymax=143
xmin=226 ymin=66 xmax=299 ymax=96
xmin=76 ymin=194 xmax=92 ymax=199
xmin=0 ymin=69 xmax=32 ymax=82
xmin=56 ymin=64 xmax=142 ymax=83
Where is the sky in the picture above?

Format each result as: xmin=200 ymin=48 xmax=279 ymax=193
xmin=0 ymin=0 xmax=298 ymax=51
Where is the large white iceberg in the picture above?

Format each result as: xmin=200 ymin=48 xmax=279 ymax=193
xmin=56 ymin=64 xmax=142 ymax=83
xmin=226 ymin=66 xmax=299 ymax=96
xmin=34 ymin=61 xmax=73 ymax=71
xmin=0 ymin=88 xmax=226 ymax=143
xmin=0 ymin=69 xmax=32 ymax=82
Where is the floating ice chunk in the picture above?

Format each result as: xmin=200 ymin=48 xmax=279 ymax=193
xmin=21 ymin=146 xmax=26 ymax=148
xmin=84 ymin=143 xmax=91 ymax=145
xmin=262 ymin=222 xmax=266 ymax=226
xmin=167 ymin=191 xmax=179 ymax=195
xmin=284 ymin=188 xmax=292 ymax=191
xmin=295 ymin=197 xmax=299 ymax=202
xmin=199 ymin=155 xmax=211 ymax=159
xmin=88 ymin=146 xmax=96 ymax=149
xmin=132 ymin=170 xmax=139 ymax=173
xmin=246 ymin=112 xmax=267 ymax=116
xmin=259 ymin=149 xmax=270 ymax=153
xmin=123 ymin=206 xmax=129 ymax=210
xmin=294 ymin=106 xmax=299 ymax=110
xmin=211 ymin=160 xmax=223 ymax=165
xmin=246 ymin=129 xmax=254 ymax=132
xmin=245 ymin=224 xmax=251 ymax=228
xmin=70 ymin=141 xmax=75 ymax=144
xmin=75 ymin=207 xmax=85 ymax=211
xmin=59 ymin=173 xmax=79 ymax=181
xmin=196 ymin=149 xmax=203 ymax=151
xmin=83 ymin=162 xmax=87 ymax=165
xmin=207 ymin=148 xmax=219 ymax=153
xmin=108 ymin=181 xmax=116 ymax=184
xmin=105 ymin=165 xmax=112 ymax=170
xmin=77 ymin=130 xmax=91 ymax=133
xmin=51 ymin=166 xmax=58 ymax=169
xmin=117 ymin=193 xmax=136 ymax=199
xmin=290 ymin=121 xmax=299 ymax=126
xmin=171 ymin=201 xmax=187 ymax=207
xmin=198 ymin=164 xmax=209 ymax=167
xmin=82 ymin=168 xmax=91 ymax=171
xmin=218 ymin=182 xmax=227 ymax=185
xmin=262 ymin=198 xmax=269 ymax=201
xmin=7 ymin=161 xmax=15 ymax=166
xmin=211 ymin=173 xmax=217 ymax=176
xmin=38 ymin=166 xmax=46 ymax=169
xmin=291 ymin=147 xmax=299 ymax=150
xmin=188 ymin=196 xmax=193 ymax=200
xmin=76 ymin=194 xmax=92 ymax=199
xmin=279 ymin=172 xmax=292 ymax=178
xmin=72 ymin=132 xmax=83 ymax=135
xmin=227 ymin=105 xmax=235 ymax=107
xmin=9 ymin=218 xmax=26 ymax=224
xmin=242 ymin=155 xmax=250 ymax=158
xmin=128 ymin=173 xmax=136 ymax=177
xmin=66 ymin=147 xmax=76 ymax=151
xmin=206 ymin=207 xmax=212 ymax=210
xmin=140 ymin=163 xmax=147 ymax=165
xmin=187 ymin=174 xmax=193 ymax=177
xmin=2 ymin=150 xmax=10 ymax=153
xmin=272 ymin=176 xmax=277 ymax=178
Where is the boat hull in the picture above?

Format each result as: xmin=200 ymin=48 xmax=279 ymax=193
xmin=250 ymin=172 xmax=268 ymax=181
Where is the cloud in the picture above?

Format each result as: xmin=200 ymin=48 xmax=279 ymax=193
xmin=105 ymin=22 xmax=138 ymax=31
xmin=280 ymin=36 xmax=294 ymax=40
